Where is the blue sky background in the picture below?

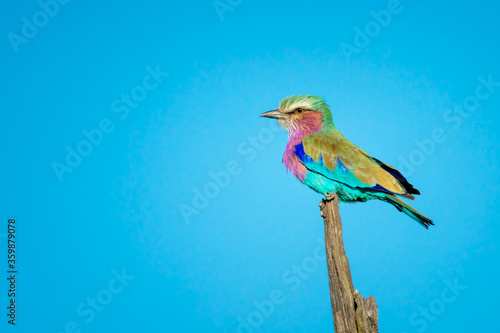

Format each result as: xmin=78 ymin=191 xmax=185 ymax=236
xmin=1 ymin=0 xmax=499 ymax=332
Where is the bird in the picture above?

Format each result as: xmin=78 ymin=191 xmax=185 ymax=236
xmin=260 ymin=95 xmax=433 ymax=228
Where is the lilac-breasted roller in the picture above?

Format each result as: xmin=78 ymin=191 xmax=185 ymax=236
xmin=260 ymin=95 xmax=433 ymax=228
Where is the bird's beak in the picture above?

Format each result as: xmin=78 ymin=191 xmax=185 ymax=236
xmin=260 ymin=109 xmax=284 ymax=119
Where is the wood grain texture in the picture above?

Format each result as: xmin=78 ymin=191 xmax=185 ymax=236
xmin=319 ymin=193 xmax=378 ymax=333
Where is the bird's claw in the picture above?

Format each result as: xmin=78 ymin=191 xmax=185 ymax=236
xmin=324 ymin=192 xmax=336 ymax=202
xmin=319 ymin=193 xmax=336 ymax=217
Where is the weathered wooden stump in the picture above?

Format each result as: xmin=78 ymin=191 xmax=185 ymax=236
xmin=319 ymin=192 xmax=378 ymax=333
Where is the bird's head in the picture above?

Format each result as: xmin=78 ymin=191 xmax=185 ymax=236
xmin=260 ymin=95 xmax=334 ymax=134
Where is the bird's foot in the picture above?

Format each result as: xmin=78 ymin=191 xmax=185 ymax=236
xmin=324 ymin=192 xmax=336 ymax=202
xmin=319 ymin=192 xmax=337 ymax=217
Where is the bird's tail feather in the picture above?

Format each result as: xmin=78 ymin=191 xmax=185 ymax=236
xmin=383 ymin=195 xmax=434 ymax=229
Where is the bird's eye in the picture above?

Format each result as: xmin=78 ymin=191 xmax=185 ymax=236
xmin=297 ymin=108 xmax=303 ymax=113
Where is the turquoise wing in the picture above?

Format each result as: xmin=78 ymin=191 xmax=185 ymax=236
xmin=296 ymin=132 xmax=412 ymax=196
